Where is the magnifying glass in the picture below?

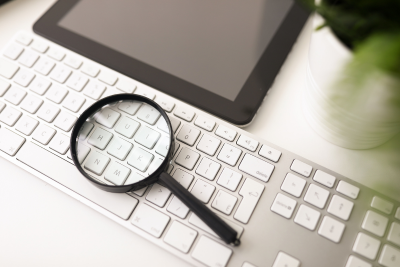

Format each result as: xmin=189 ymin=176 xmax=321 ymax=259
xmin=70 ymin=94 xmax=240 ymax=246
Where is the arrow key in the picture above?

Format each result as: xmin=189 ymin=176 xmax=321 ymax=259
xmin=294 ymin=204 xmax=321 ymax=230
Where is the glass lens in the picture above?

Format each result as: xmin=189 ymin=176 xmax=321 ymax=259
xmin=75 ymin=100 xmax=172 ymax=187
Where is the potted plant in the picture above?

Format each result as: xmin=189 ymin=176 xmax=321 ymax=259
xmin=300 ymin=0 xmax=400 ymax=149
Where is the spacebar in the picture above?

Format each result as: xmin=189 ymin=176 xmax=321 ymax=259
xmin=17 ymin=142 xmax=138 ymax=220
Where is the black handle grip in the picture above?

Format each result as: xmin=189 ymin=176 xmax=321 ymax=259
xmin=159 ymin=172 xmax=240 ymax=246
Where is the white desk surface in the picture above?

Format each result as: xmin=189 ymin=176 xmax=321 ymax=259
xmin=1 ymin=1 xmax=399 ymax=266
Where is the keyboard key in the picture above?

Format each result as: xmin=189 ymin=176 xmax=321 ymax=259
xmin=271 ymin=193 xmax=297 ymax=219
xmin=168 ymin=115 xmax=181 ymax=133
xmin=54 ymin=112 xmax=77 ymax=132
xmin=84 ymin=150 xmax=111 ymax=175
xmin=313 ymin=170 xmax=336 ymax=188
xmin=294 ymin=204 xmax=321 ymax=231
xmin=107 ymin=137 xmax=133 ymax=160
xmin=388 ymin=222 xmax=400 ymax=246
xmin=281 ymin=173 xmax=306 ymax=198
xmin=215 ymin=124 xmax=236 ymax=141
xmin=304 ymin=184 xmax=330 ymax=209
xmin=62 ymin=93 xmax=86 ymax=113
xmin=371 ymin=196 xmax=394 ymax=215
xmin=0 ymin=79 xmax=10 ymax=96
xmin=31 ymin=40 xmax=49 ymax=53
xmin=50 ymin=64 xmax=72 ymax=83
xmin=212 ymin=190 xmax=237 ymax=215
xmin=352 ymin=232 xmax=381 ymax=260
xmin=164 ymin=221 xmax=197 ymax=253
xmin=190 ymin=179 xmax=215 ymax=203
xmin=146 ymin=183 xmax=171 ymax=207
xmin=362 ymin=210 xmax=389 ymax=237
xmin=127 ymin=147 xmax=154 ymax=172
xmin=175 ymin=147 xmax=200 ymax=170
xmin=78 ymin=122 xmax=93 ymax=141
xmin=238 ymin=153 xmax=274 ymax=182
xmin=46 ymin=85 xmax=68 ymax=104
xmin=15 ymin=34 xmax=32 ymax=46
xmin=379 ymin=244 xmax=400 ymax=267
xmin=177 ymin=124 xmax=200 ymax=146
xmin=66 ymin=72 xmax=89 ymax=92
xmin=15 ymin=115 xmax=38 ymax=136
xmin=130 ymin=185 xmax=147 ymax=197
xmin=192 ymin=236 xmax=232 ymax=267
xmin=171 ymin=168 xmax=194 ymax=189
xmin=20 ymin=94 xmax=43 ymax=114
xmin=217 ymin=168 xmax=242 ymax=191
xmin=196 ymin=157 xmax=221 ymax=180
xmin=155 ymin=136 xmax=170 ymax=157
xmin=49 ymin=133 xmax=70 ymax=154
xmin=217 ymin=143 xmax=242 ymax=166
xmin=236 ymin=134 xmax=258 ymax=152
xmin=0 ymin=106 xmax=22 ymax=126
xmin=0 ymin=101 xmax=5 ymax=112
xmin=72 ymin=143 xmax=91 ymax=164
xmin=155 ymin=97 xmax=174 ymax=112
xmin=196 ymin=133 xmax=221 ymax=156
xmin=345 ymin=256 xmax=372 ymax=267
xmin=134 ymin=126 xmax=161 ymax=149
xmin=14 ymin=68 xmax=35 ymax=87
xmin=118 ymin=100 xmax=141 ymax=115
xmin=189 ymin=213 xmax=243 ymax=239
xmin=116 ymin=79 xmax=136 ymax=93
xmin=318 ymin=216 xmax=345 ymax=243
xmin=3 ymin=43 xmax=24 ymax=60
xmin=290 ymin=159 xmax=312 ymax=177
xmin=194 ymin=116 xmax=215 ymax=131
xmin=234 ymin=178 xmax=264 ymax=223
xmin=64 ymin=55 xmax=82 ymax=69
xmin=29 ymin=76 xmax=51 ymax=95
xmin=258 ymin=145 xmax=281 ymax=163
xmin=87 ymin=127 xmax=113 ymax=150
xmin=167 ymin=196 xmax=190 ymax=218
xmin=94 ymin=107 xmax=121 ymax=128
xmin=104 ymin=162 xmax=131 ymax=185
xmin=18 ymin=50 xmax=39 ymax=68
xmin=47 ymin=48 xmax=65 ymax=61
xmin=81 ymin=63 xmax=100 ymax=77
xmin=114 ymin=116 xmax=140 ymax=138
xmin=131 ymin=204 xmax=170 ymax=238
xmin=37 ymin=102 xmax=60 ymax=123
xmin=336 ymin=180 xmax=360 ymax=199
xmin=4 ymin=86 xmax=26 ymax=105
xmin=134 ymin=87 xmax=155 ymax=100
xmin=146 ymin=157 xmax=163 ymax=176
xmin=83 ymin=80 xmax=106 ymax=100
xmin=0 ymin=128 xmax=25 ymax=156
xmin=0 ymin=58 xmax=19 ymax=79
xmin=32 ymin=124 xmax=56 ymax=145
xmin=327 ymin=195 xmax=354 ymax=221
xmin=34 ymin=57 xmax=55 ymax=76
xmin=98 ymin=71 xmax=117 ymax=85
xmin=173 ymin=106 xmax=195 ymax=122
xmin=137 ymin=104 xmax=161 ymax=125
xmin=272 ymin=252 xmax=300 ymax=267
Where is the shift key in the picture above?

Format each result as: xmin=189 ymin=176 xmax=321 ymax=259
xmin=234 ymin=178 xmax=264 ymax=224
xmin=239 ymin=154 xmax=275 ymax=182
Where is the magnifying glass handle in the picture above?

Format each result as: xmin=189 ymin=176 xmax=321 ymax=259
xmin=159 ymin=172 xmax=240 ymax=246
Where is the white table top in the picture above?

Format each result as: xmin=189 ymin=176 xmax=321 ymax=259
xmin=1 ymin=1 xmax=399 ymax=266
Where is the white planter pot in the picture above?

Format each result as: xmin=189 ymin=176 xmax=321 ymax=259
xmin=304 ymin=15 xmax=400 ymax=149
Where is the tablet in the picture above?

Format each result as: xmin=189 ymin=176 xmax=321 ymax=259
xmin=34 ymin=0 xmax=308 ymax=125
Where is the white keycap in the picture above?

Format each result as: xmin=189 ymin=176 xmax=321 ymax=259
xmin=15 ymin=116 xmax=38 ymax=136
xmin=172 ymin=169 xmax=194 ymax=189
xmin=327 ymin=195 xmax=354 ymax=221
xmin=29 ymin=76 xmax=51 ymax=95
xmin=290 ymin=159 xmax=312 ymax=177
xmin=127 ymin=147 xmax=154 ymax=172
xmin=47 ymin=48 xmax=65 ymax=61
xmin=237 ymin=135 xmax=258 ymax=152
xmin=212 ymin=190 xmax=237 ymax=215
xmin=115 ymin=79 xmax=136 ymax=93
xmin=313 ymin=170 xmax=336 ymax=188
xmin=15 ymin=34 xmax=32 ymax=46
xmin=191 ymin=179 xmax=215 ymax=203
xmin=271 ymin=193 xmax=297 ymax=219
xmin=234 ymin=178 xmax=264 ymax=223
xmin=69 ymin=143 xmax=91 ymax=164
xmin=3 ymin=43 xmax=24 ymax=60
xmin=131 ymin=204 xmax=170 ymax=238
xmin=78 ymin=122 xmax=93 ymax=141
xmin=134 ymin=88 xmax=156 ymax=100
xmin=146 ymin=183 xmax=171 ymax=207
xmin=0 ymin=58 xmax=19 ymax=79
xmin=371 ymin=196 xmax=394 ymax=215
xmin=54 ymin=112 xmax=77 ymax=132
xmin=49 ymin=133 xmax=70 ymax=154
xmin=196 ymin=157 xmax=221 ymax=181
xmin=167 ymin=196 xmax=190 ymax=218
xmin=0 ymin=101 xmax=5 ymax=113
xmin=168 ymin=115 xmax=181 ymax=133
xmin=0 ymin=128 xmax=25 ymax=156
xmin=134 ymin=126 xmax=161 ymax=149
xmin=84 ymin=151 xmax=110 ymax=175
xmin=107 ymin=137 xmax=133 ymax=161
xmin=18 ymin=50 xmax=39 ymax=68
xmin=215 ymin=125 xmax=236 ymax=141
xmin=353 ymin=232 xmax=381 ymax=260
xmin=104 ymin=162 xmax=131 ymax=185
xmin=294 ymin=204 xmax=321 ymax=231
xmin=46 ymin=85 xmax=68 ymax=104
xmin=20 ymin=94 xmax=43 ymax=114
xmin=259 ymin=145 xmax=282 ymax=162
xmin=336 ymin=180 xmax=360 ymax=199
xmin=83 ymin=80 xmax=106 ymax=100
xmin=156 ymin=115 xmax=171 ymax=134
xmin=217 ymin=168 xmax=242 ymax=191
xmin=189 ymin=213 xmax=243 ymax=240
xmin=164 ymin=221 xmax=197 ymax=253
xmin=175 ymin=147 xmax=200 ymax=170
xmin=154 ymin=136 xmax=169 ymax=158
xmin=118 ymin=101 xmax=141 ymax=115
xmin=114 ymin=117 xmax=139 ymax=139
xmin=147 ymin=157 xmax=164 ymax=176
xmin=4 ymin=86 xmax=26 ymax=105
xmin=362 ymin=210 xmax=389 ymax=237
xmin=177 ymin=124 xmax=200 ymax=146
xmin=66 ymin=72 xmax=89 ymax=92
xmin=34 ymin=57 xmax=55 ymax=76
xmin=238 ymin=153 xmax=274 ymax=182
xmin=50 ymin=65 xmax=72 ymax=83
xmin=272 ymin=252 xmax=300 ymax=267
xmin=81 ymin=63 xmax=100 ymax=77
xmin=304 ymin=184 xmax=330 ymax=209
xmin=0 ymin=106 xmax=22 ymax=126
xmin=0 ymin=79 xmax=10 ymax=96
xmin=98 ymin=71 xmax=117 ymax=85
xmin=388 ymin=222 xmax=400 ymax=246
xmin=137 ymin=104 xmax=161 ymax=125
xmin=13 ymin=69 xmax=35 ymax=87
xmin=217 ymin=143 xmax=241 ymax=166
xmin=62 ymin=93 xmax=86 ymax=113
xmin=379 ymin=244 xmax=400 ymax=267
xmin=194 ymin=116 xmax=215 ymax=132
xmin=192 ymin=236 xmax=232 ymax=267
xmin=87 ymin=127 xmax=113 ymax=150
xmin=31 ymin=40 xmax=48 ymax=53
xmin=345 ymin=256 xmax=372 ymax=267
xmin=36 ymin=103 xmax=60 ymax=123
xmin=32 ymin=124 xmax=56 ymax=145
xmin=95 ymin=107 xmax=121 ymax=128
xmin=318 ymin=216 xmax=345 ymax=243
xmin=173 ymin=106 xmax=195 ymax=122
xmin=281 ymin=173 xmax=306 ymax=197
xmin=196 ymin=133 xmax=221 ymax=156
xmin=155 ymin=97 xmax=174 ymax=112
xmin=64 ymin=56 xmax=82 ymax=69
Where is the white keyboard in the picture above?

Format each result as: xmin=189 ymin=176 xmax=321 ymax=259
xmin=1 ymin=32 xmax=400 ymax=267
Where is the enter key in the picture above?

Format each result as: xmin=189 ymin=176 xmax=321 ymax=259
xmin=234 ymin=178 xmax=265 ymax=224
